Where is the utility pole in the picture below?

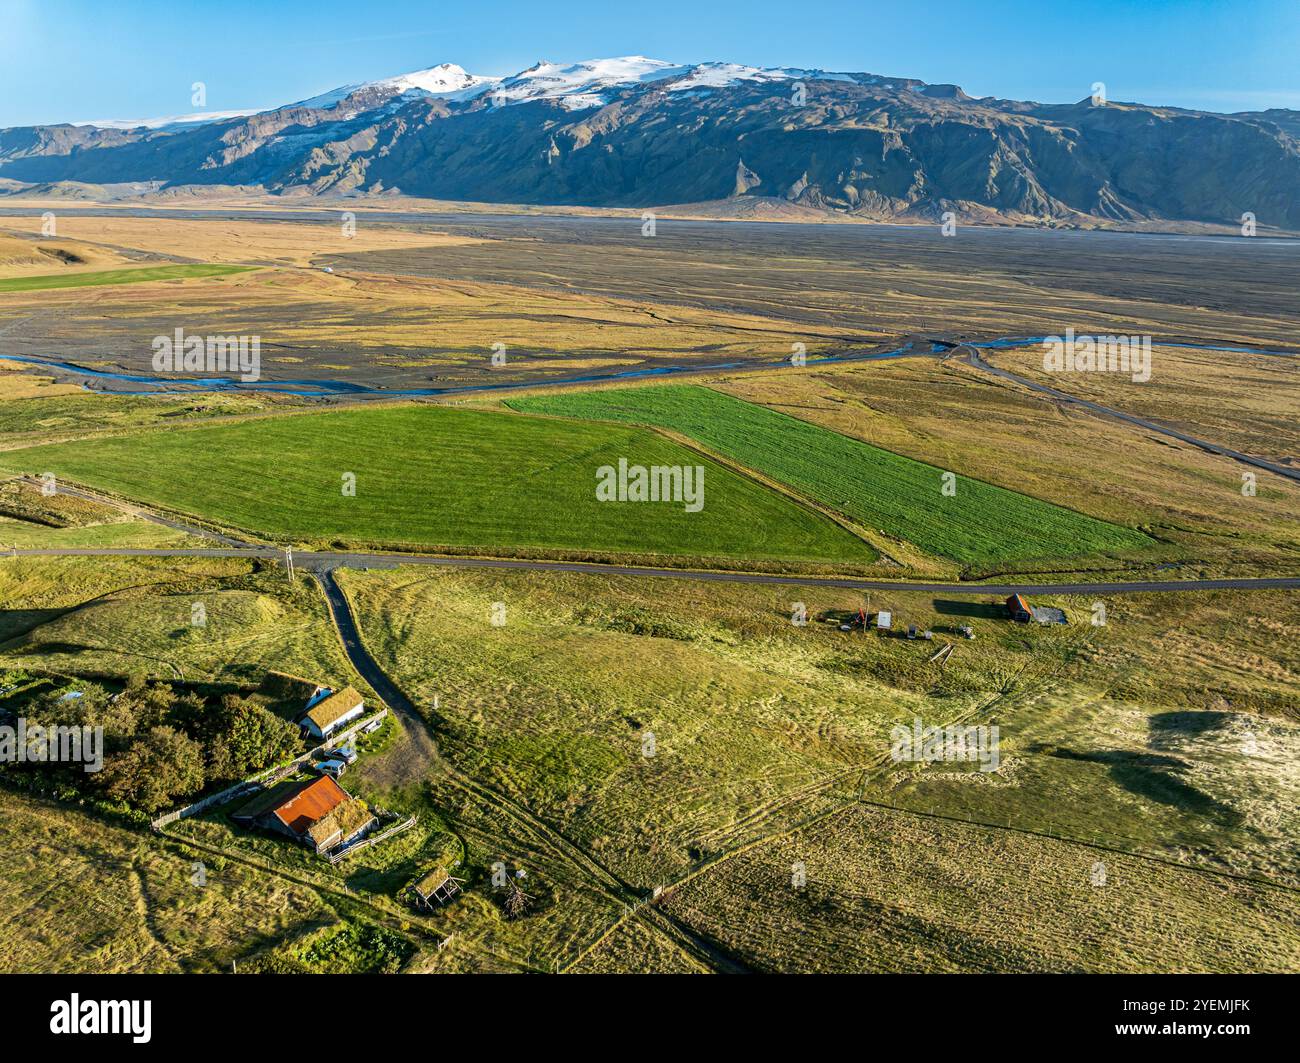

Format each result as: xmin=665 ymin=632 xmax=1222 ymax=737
xmin=284 ymin=547 xmax=295 ymax=583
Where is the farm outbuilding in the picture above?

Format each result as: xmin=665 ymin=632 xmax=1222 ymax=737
xmin=1006 ymin=595 xmax=1033 ymax=623
xmin=412 ymin=867 xmax=464 ymax=909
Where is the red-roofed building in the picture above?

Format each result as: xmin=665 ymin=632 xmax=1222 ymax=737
xmin=272 ymin=775 xmax=348 ymax=834
xmin=1006 ymin=595 xmax=1033 ymax=623
xmin=233 ymin=775 xmax=375 ymax=854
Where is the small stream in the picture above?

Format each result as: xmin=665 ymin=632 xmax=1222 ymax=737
xmin=0 ymin=336 xmax=1292 ymax=399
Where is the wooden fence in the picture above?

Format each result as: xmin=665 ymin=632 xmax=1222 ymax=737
xmin=325 ymin=814 xmax=418 ymax=865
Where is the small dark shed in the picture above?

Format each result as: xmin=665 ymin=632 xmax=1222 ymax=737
xmin=1006 ymin=595 xmax=1033 ymax=622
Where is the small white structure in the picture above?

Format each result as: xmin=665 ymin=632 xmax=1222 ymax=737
xmin=299 ymin=686 xmax=365 ymax=741
xmin=876 ymin=611 xmax=893 ymax=632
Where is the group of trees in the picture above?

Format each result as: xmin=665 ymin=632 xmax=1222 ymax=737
xmin=6 ymin=678 xmax=302 ymax=813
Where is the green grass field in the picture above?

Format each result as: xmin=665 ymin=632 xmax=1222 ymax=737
xmin=333 ymin=565 xmax=1299 ymax=969
xmin=0 ymin=389 xmax=278 ymax=443
xmin=512 ymin=385 xmax=1155 ymax=566
xmin=661 ymin=803 xmax=1300 ymax=973
xmin=334 ymin=565 xmax=927 ymax=888
xmin=0 ymin=264 xmax=253 ymax=292
xmin=0 ymin=516 xmax=195 ymax=549
xmin=0 ymin=404 xmax=875 ymax=565
xmin=0 ymin=585 xmax=355 ymax=686
xmin=0 ymin=555 xmax=368 ymax=689
xmin=6 ymin=559 xmax=1295 ymax=972
xmin=0 ymin=791 xmax=338 ymax=973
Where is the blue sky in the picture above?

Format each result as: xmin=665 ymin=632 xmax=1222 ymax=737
xmin=2 ymin=0 xmax=1298 ymax=126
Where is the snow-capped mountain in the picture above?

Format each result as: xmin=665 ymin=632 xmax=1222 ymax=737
xmin=291 ymin=56 xmax=866 ymax=114
xmin=59 ymin=56 xmax=928 ymax=129
xmin=485 ymin=57 xmax=688 ymax=110
xmin=70 ymin=110 xmax=261 ymax=132
xmin=3 ymin=56 xmax=1298 ymax=231
xmin=293 ymin=62 xmax=499 ymax=113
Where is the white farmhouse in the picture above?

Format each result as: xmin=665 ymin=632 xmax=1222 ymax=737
xmin=299 ymin=686 xmax=365 ymax=741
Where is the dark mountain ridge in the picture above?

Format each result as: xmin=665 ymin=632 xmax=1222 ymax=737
xmin=3 ymin=58 xmax=1296 ymax=230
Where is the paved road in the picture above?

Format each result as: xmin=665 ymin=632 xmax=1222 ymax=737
xmin=314 ymin=568 xmax=426 ymax=720
xmin=6 ymin=544 xmax=1298 ymax=595
xmin=963 ymin=349 xmax=1300 ymax=485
